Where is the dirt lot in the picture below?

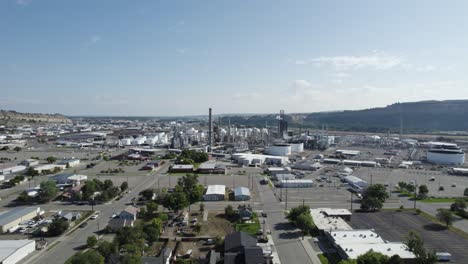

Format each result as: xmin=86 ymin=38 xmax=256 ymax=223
xmin=175 ymin=241 xmax=214 ymax=259
xmin=200 ymin=212 xmax=234 ymax=237
xmin=350 ymin=210 xmax=468 ymax=263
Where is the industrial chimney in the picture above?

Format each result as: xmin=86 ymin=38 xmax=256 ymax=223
xmin=208 ymin=108 xmax=212 ymax=152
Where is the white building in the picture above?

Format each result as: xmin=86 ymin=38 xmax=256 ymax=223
xmin=0 ymin=165 xmax=26 ymax=176
xmin=292 ymin=160 xmax=321 ymax=171
xmin=0 ymin=240 xmax=36 ymax=264
xmin=204 ymin=185 xmax=226 ymax=201
xmin=266 ymin=144 xmax=292 ymax=156
xmin=279 ymin=179 xmax=314 ymax=188
xmin=310 ymin=209 xmax=353 ymax=231
xmin=343 ymin=176 xmax=368 ymax=190
xmin=59 ymin=158 xmax=80 ymax=168
xmin=232 ymin=153 xmax=289 ymax=166
xmin=427 ymin=142 xmax=465 ymax=165
xmin=234 ymin=187 xmax=251 ymax=201
xmin=20 ymin=159 xmax=39 ymax=167
xmin=0 ymin=207 xmax=40 ymax=233
xmin=32 ymin=164 xmax=66 ymax=174
xmin=290 ymin=143 xmax=304 ymax=153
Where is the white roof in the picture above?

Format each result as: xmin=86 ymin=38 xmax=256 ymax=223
xmin=340 ymin=242 xmax=416 ymax=259
xmin=0 ymin=240 xmax=35 ymax=262
xmin=172 ymin=164 xmax=194 ymax=169
xmin=234 ymin=187 xmax=250 ymax=197
xmin=329 ymin=229 xmax=384 ymax=244
xmin=267 ymin=167 xmax=288 ymax=171
xmin=344 ymin=176 xmax=365 ymax=184
xmin=336 ymin=150 xmax=361 ymax=155
xmin=68 ymin=174 xmax=87 ymax=181
xmin=319 ymin=208 xmax=352 ymax=217
xmin=279 ymin=179 xmax=313 ymax=184
xmin=310 ymin=209 xmax=353 ymax=231
xmin=205 ymin=185 xmax=226 ymax=195
xmin=452 ymin=167 xmax=468 ymax=172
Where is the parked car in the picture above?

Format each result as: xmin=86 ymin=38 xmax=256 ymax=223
xmin=429 ymin=177 xmax=435 ymax=181
xmin=79 ymin=222 xmax=88 ymax=228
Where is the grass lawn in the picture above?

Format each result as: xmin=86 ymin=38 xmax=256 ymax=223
xmin=420 ymin=197 xmax=459 ymax=203
xmin=318 ymin=253 xmax=341 ymax=264
xmin=235 ymin=213 xmax=260 ymax=235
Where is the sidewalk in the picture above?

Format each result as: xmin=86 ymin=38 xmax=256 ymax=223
xmin=300 ymin=236 xmax=322 ymax=264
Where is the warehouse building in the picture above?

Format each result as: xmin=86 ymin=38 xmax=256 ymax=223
xmin=310 ymin=209 xmax=353 ymax=232
xmin=20 ymin=159 xmax=39 ymax=167
xmin=274 ymin=173 xmax=296 ymax=181
xmin=0 ymin=239 xmax=36 ymax=264
xmin=427 ymin=142 xmax=465 ymax=165
xmin=0 ymin=165 xmax=26 ymax=176
xmin=234 ymin=187 xmax=251 ymax=201
xmin=58 ymin=158 xmax=80 ymax=168
xmin=204 ymin=185 xmax=226 ymax=201
xmin=0 ymin=207 xmax=40 ymax=233
xmin=32 ymin=164 xmax=66 ymax=174
xmin=343 ymin=176 xmax=368 ymax=190
xmin=292 ymin=160 xmax=321 ymax=171
xmin=232 ymin=153 xmax=289 ymax=166
xmin=169 ymin=164 xmax=194 ymax=173
xmin=450 ymin=167 xmax=468 ymax=176
xmin=197 ymin=161 xmax=226 ymax=174
xmin=265 ymin=167 xmax=290 ymax=176
xmin=279 ymin=179 xmax=314 ymax=188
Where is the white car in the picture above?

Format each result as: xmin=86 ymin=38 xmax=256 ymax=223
xmin=91 ymin=214 xmax=99 ymax=220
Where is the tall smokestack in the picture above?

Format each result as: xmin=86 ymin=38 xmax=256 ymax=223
xmin=208 ymin=108 xmax=212 ymax=152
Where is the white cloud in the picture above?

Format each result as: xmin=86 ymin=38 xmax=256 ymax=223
xmin=292 ymin=79 xmax=312 ymax=90
xmin=16 ymin=0 xmax=31 ymax=6
xmin=84 ymin=35 xmax=102 ymax=46
xmin=312 ymin=51 xmax=404 ymax=70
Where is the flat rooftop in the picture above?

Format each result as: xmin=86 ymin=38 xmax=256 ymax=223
xmin=310 ymin=209 xmax=352 ymax=231
xmin=0 ymin=240 xmax=35 ymax=262
xmin=340 ymin=242 xmax=415 ymax=259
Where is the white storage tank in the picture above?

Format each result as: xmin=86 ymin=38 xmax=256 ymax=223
xmin=266 ymin=144 xmax=291 ymax=156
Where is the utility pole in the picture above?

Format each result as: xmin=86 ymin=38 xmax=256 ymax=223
xmin=285 ymin=179 xmax=288 ymax=211
xmin=350 ymin=191 xmax=353 ymax=211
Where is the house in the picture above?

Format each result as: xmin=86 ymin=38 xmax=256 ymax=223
xmin=147 ymin=247 xmax=172 ymax=264
xmin=107 ymin=218 xmax=134 ymax=232
xmin=234 ymin=187 xmax=251 ymax=201
xmin=238 ymin=205 xmax=253 ymax=221
xmin=59 ymin=211 xmax=82 ymax=221
xmin=224 ymin=232 xmax=266 ymax=264
xmin=204 ymin=185 xmax=226 ymax=201
xmin=119 ymin=205 xmax=140 ymax=221
xmin=58 ymin=158 xmax=80 ymax=168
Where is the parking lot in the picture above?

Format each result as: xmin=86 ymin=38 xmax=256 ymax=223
xmin=350 ymin=210 xmax=468 ymax=263
xmin=353 ymin=167 xmax=468 ymax=197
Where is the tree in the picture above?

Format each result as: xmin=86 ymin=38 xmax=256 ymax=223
xmin=139 ymin=189 xmax=154 ymax=200
xmin=158 ymin=213 xmax=169 ymax=222
xmin=162 ymin=191 xmax=189 ymax=212
xmin=46 ymin=156 xmax=57 ymax=163
xmin=13 ymin=146 xmax=22 ymax=152
xmin=436 ymin=208 xmax=454 ymax=227
xmin=146 ymin=202 xmax=158 ymax=217
xmin=388 ymin=255 xmax=404 ymax=264
xmin=450 ymin=198 xmax=467 ymax=213
xmin=405 ymin=231 xmax=437 ymax=264
xmin=295 ymin=212 xmax=315 ymax=237
xmin=361 ymin=184 xmax=389 ymax=211
xmin=66 ymin=250 xmax=104 ymax=264
xmin=17 ymin=191 xmax=32 ymax=203
xmin=144 ymin=220 xmax=161 ymax=244
xmin=96 ymin=240 xmax=117 ymax=259
xmin=87 ymin=236 xmax=98 ymax=248
xmin=103 ymin=179 xmax=113 ymax=190
xmin=120 ymin=181 xmax=129 ymax=192
xmin=464 ymin=188 xmax=468 ymax=197
xmin=199 ymin=203 xmax=205 ymax=212
xmin=418 ymin=185 xmax=429 ymax=199
xmin=48 ymin=218 xmax=69 ymax=236
xmin=26 ymin=167 xmax=39 ymax=177
xmin=177 ymin=174 xmax=204 ymax=207
xmin=120 ymin=254 xmax=141 ymax=264
xmin=224 ymin=205 xmax=235 ymax=217
xmin=286 ymin=205 xmax=310 ymax=223
xmin=39 ymin=180 xmax=58 ymax=202
xmin=356 ymin=250 xmax=389 ymax=264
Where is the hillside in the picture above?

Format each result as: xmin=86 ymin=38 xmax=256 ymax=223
xmin=220 ymin=100 xmax=468 ymax=132
xmin=0 ymin=110 xmax=72 ymax=125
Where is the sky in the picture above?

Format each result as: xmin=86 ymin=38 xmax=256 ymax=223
xmin=1 ymin=0 xmax=468 ymax=116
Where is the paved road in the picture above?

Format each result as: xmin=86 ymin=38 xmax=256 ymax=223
xmin=256 ymin=180 xmax=318 ymax=264
xmin=23 ymin=163 xmax=171 ymax=264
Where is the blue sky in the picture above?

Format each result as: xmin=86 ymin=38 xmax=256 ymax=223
xmin=1 ymin=0 xmax=468 ymax=116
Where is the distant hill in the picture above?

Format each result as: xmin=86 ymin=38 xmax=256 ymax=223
xmin=220 ymin=100 xmax=468 ymax=133
xmin=0 ymin=110 xmax=72 ymax=125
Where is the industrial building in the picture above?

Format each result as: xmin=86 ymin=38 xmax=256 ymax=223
xmin=279 ymin=179 xmax=314 ymax=188
xmin=265 ymin=167 xmax=290 ymax=176
xmin=197 ymin=161 xmax=226 ymax=174
xmin=232 ymin=153 xmax=289 ymax=166
xmin=58 ymin=158 xmax=80 ymax=168
xmin=0 ymin=165 xmax=26 ymax=176
xmin=292 ymin=160 xmax=321 ymax=171
xmin=335 ymin=149 xmax=361 ymax=157
xmin=310 ymin=208 xmax=353 ymax=232
xmin=273 ymin=173 xmax=296 ymax=181
xmin=323 ymin=158 xmax=341 ymax=164
xmin=32 ymin=164 xmax=66 ymax=174
xmin=20 ymin=159 xmax=39 ymax=167
xmin=0 ymin=240 xmax=36 ymax=264
xmin=169 ymin=164 xmax=194 ymax=173
xmin=450 ymin=167 xmax=468 ymax=176
xmin=343 ymin=176 xmax=368 ymax=191
xmin=266 ymin=144 xmax=291 ymax=156
xmin=204 ymin=185 xmax=226 ymax=201
xmin=326 ymin=230 xmax=415 ymax=260
xmin=290 ymin=143 xmax=304 ymax=153
xmin=0 ymin=207 xmax=40 ymax=233
xmin=427 ymin=142 xmax=465 ymax=165
xmin=234 ymin=187 xmax=251 ymax=201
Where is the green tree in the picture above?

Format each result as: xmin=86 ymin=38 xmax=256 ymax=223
xmin=286 ymin=205 xmax=310 ymax=223
xmin=96 ymin=240 xmax=117 ymax=259
xmin=103 ymin=179 xmax=113 ymax=190
xmin=87 ymin=235 xmax=98 ymax=248
xmin=162 ymin=191 xmax=188 ymax=212
xmin=146 ymin=202 xmax=158 ymax=217
xmin=158 ymin=213 xmax=169 ymax=222
xmin=388 ymin=255 xmax=404 ymax=264
xmin=26 ymin=167 xmax=39 ymax=177
xmin=436 ymin=208 xmax=454 ymax=227
xmin=120 ymin=181 xmax=129 ymax=192
xmin=464 ymin=187 xmax=468 ymax=197
xmin=14 ymin=146 xmax=22 ymax=152
xmin=66 ymin=250 xmax=104 ymax=264
xmin=144 ymin=221 xmax=161 ymax=244
xmin=450 ymin=198 xmax=467 ymax=213
xmin=361 ymin=184 xmax=389 ymax=211
xmin=17 ymin=191 xmax=32 ymax=203
xmin=177 ymin=174 xmax=204 ymax=207
xmin=139 ymin=189 xmax=154 ymax=200
xmin=224 ymin=205 xmax=236 ymax=217
xmin=39 ymin=180 xmax=58 ymax=202
xmin=295 ymin=212 xmax=315 ymax=237
xmin=46 ymin=156 xmax=57 ymax=163
xmin=405 ymin=231 xmax=437 ymax=264
xmin=418 ymin=185 xmax=429 ymax=199
xmin=121 ymin=254 xmax=142 ymax=264
xmin=356 ymin=250 xmax=389 ymax=264
xmin=48 ymin=218 xmax=69 ymax=236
